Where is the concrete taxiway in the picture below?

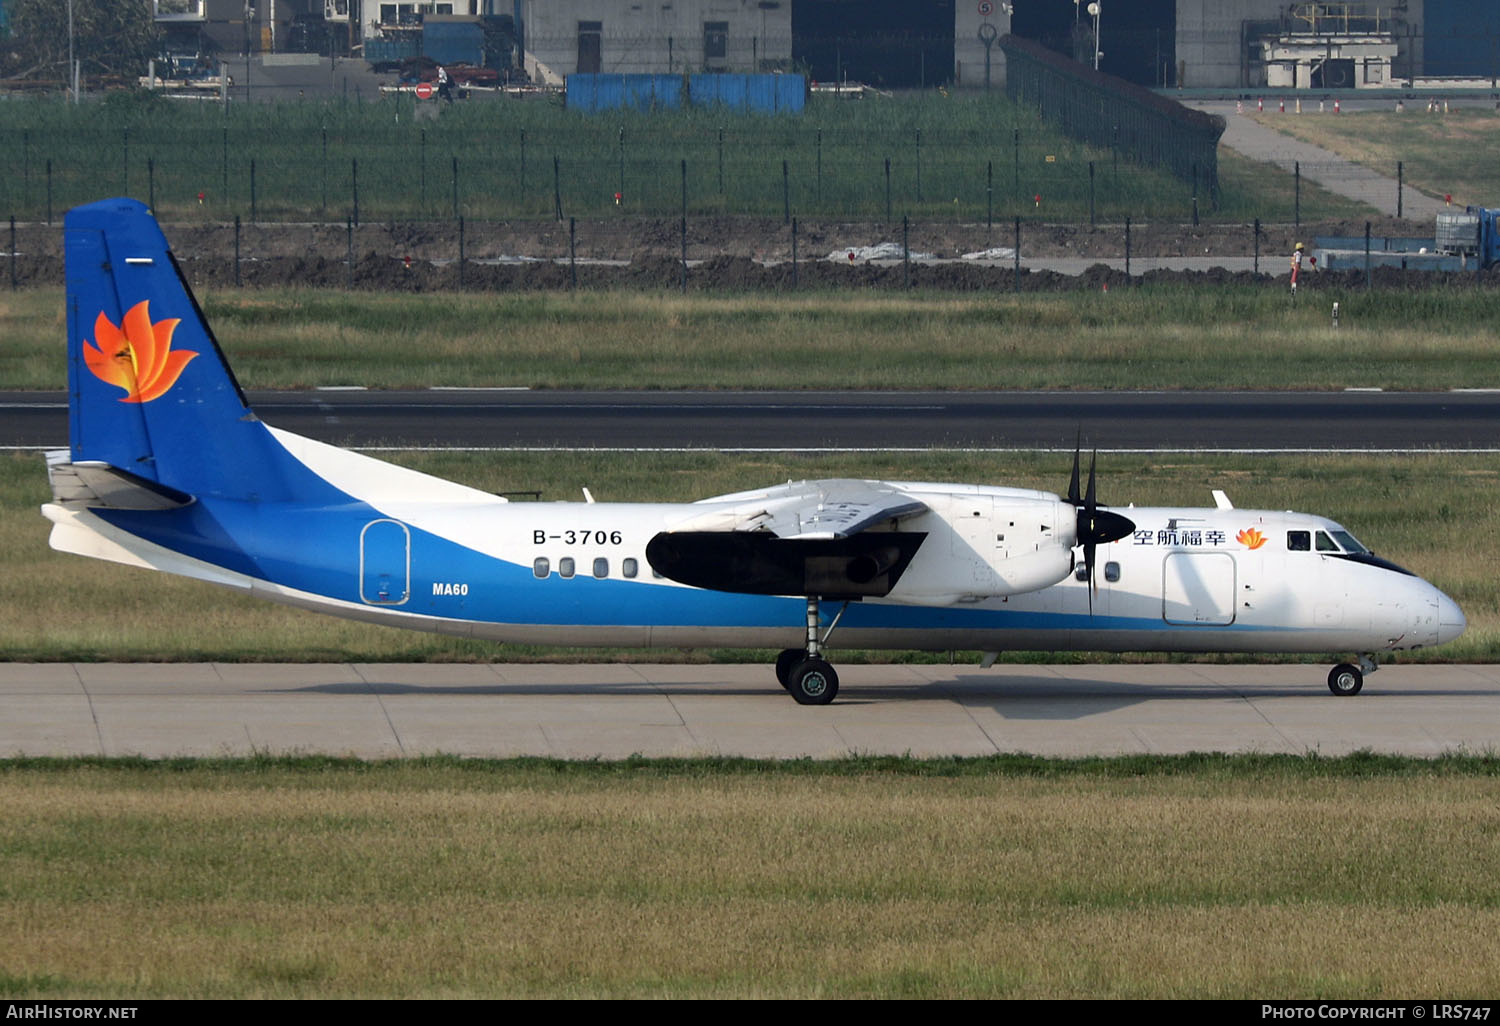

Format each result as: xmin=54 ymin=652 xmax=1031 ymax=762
xmin=3 ymin=662 xmax=1496 ymax=760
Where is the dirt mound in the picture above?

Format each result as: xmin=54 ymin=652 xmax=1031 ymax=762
xmin=3 ymin=216 xmax=1496 ymax=293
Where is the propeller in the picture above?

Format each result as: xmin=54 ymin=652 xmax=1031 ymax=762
xmin=1067 ymin=440 xmax=1135 ymax=613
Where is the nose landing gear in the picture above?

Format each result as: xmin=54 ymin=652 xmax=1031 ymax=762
xmin=1328 ymin=654 xmax=1378 ymax=696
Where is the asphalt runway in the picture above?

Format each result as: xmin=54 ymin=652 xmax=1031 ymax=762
xmin=6 ymin=389 xmax=1500 ymax=451
xmin=4 ymin=662 xmax=1496 ymax=759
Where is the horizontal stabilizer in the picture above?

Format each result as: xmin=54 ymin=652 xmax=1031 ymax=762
xmin=45 ymin=450 xmax=193 ymax=510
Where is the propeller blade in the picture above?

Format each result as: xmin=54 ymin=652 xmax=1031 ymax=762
xmin=1061 ymin=443 xmax=1136 ymax=617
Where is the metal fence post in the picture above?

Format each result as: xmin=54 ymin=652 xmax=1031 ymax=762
xmin=569 ymin=216 xmax=576 ymax=289
xmin=1125 ymin=215 xmax=1131 ymax=279
xmin=458 ymin=215 xmax=465 ymax=289
xmin=346 ymin=216 xmax=353 ymax=290
xmin=786 ymin=216 xmax=798 ymax=288
xmin=148 ymin=157 xmax=156 ymax=212
xmin=553 ymin=155 xmax=563 ymax=221
xmin=987 ymin=160 xmax=993 ymax=233
xmin=1088 ymin=161 xmax=1095 ymax=227
xmin=1014 ymin=215 xmax=1021 ymax=292
xmin=250 ymin=159 xmax=257 ymax=223
xmin=452 ymin=156 xmax=459 ymax=219
xmin=1365 ymin=221 xmax=1372 ymax=291
xmin=903 ymin=214 xmax=910 ymax=288
xmin=9 ymin=216 xmax=15 ymax=290
xmin=352 ymin=158 xmax=359 ymax=227
xmin=45 ymin=159 xmax=52 ymax=225
xmin=234 ymin=214 xmax=241 ymax=287
xmin=782 ymin=159 xmax=790 ymax=225
xmin=1254 ymin=217 xmax=1261 ymax=275
xmin=680 ymin=159 xmax=688 ymax=294
xmin=1397 ymin=161 xmax=1403 ymax=219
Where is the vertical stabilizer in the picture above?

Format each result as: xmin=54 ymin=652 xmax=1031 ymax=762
xmin=64 ymin=198 xmax=328 ymax=502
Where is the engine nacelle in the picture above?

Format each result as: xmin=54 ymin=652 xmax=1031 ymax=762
xmin=885 ymin=491 xmax=1077 ymax=604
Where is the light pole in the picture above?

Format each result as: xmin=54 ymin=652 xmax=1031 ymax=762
xmin=1087 ymin=2 xmax=1102 ymax=71
xmin=67 ymin=0 xmax=75 ymax=102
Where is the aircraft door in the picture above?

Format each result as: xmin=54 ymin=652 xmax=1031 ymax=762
xmin=1162 ymin=552 xmax=1236 ymax=626
xmin=360 ymin=519 xmax=410 ymax=605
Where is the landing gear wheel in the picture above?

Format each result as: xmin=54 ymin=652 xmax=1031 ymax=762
xmin=787 ymin=657 xmax=839 ymax=706
xmin=775 ymin=648 xmax=807 ymax=689
xmin=1328 ymin=663 xmax=1364 ymax=696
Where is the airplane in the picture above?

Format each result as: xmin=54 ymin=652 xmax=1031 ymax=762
xmin=42 ymin=198 xmax=1467 ymax=704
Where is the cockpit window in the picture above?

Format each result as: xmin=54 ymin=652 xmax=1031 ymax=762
xmin=1315 ymin=530 xmax=1339 ymax=552
xmin=1287 ymin=530 xmax=1310 ymax=551
xmin=1330 ymin=530 xmax=1368 ymax=554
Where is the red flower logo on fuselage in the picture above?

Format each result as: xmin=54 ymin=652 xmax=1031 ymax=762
xmin=83 ymin=301 xmax=196 ymax=403
xmin=1237 ymin=528 xmax=1267 ymax=550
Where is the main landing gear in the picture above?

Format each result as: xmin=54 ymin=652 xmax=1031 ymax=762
xmin=1327 ymin=654 xmax=1379 ymax=696
xmin=774 ymin=597 xmax=847 ymax=705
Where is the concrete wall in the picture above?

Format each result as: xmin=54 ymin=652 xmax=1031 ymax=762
xmin=953 ymin=3 xmax=1011 ymax=90
xmin=522 ymin=0 xmax=792 ymax=79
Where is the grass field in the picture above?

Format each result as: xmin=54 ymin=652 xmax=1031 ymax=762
xmin=1 ymin=755 xmax=1497 ymax=998
xmin=6 ymin=284 xmax=1500 ymax=391
xmin=1252 ymin=108 xmax=1500 ymax=211
xmin=0 ymin=91 xmax=1370 ymax=224
xmin=2 ymin=448 xmax=1492 ymax=663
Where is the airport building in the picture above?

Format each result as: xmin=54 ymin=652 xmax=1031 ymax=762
xmin=147 ymin=1 xmax=1500 ymax=90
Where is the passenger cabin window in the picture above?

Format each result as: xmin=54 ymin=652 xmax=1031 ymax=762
xmin=1104 ymin=561 xmax=1120 ymax=582
xmin=559 ymin=557 xmax=575 ymax=579
xmin=1316 ymin=530 xmax=1339 ymax=552
xmin=593 ymin=558 xmax=609 ymax=579
xmin=623 ymin=558 xmax=638 ymax=579
xmin=1287 ymin=530 xmax=1310 ymax=551
xmin=533 ymin=557 xmax=550 ymax=578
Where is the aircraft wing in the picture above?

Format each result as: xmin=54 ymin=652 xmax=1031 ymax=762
xmin=648 ymin=480 xmax=929 ymax=598
xmin=668 ymin=478 xmax=928 ymax=538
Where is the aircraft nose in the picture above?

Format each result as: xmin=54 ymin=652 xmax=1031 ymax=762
xmin=1436 ymin=587 xmax=1467 ymax=645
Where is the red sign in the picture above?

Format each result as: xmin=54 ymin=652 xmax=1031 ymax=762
xmin=978 ymin=1 xmax=994 ymax=14
xmin=415 ymin=82 xmax=434 ymax=99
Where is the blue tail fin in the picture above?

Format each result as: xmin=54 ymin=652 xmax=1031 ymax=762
xmin=65 ymin=198 xmax=312 ymax=502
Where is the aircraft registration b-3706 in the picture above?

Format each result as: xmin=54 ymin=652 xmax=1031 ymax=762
xmin=43 ymin=199 xmax=1467 ymax=704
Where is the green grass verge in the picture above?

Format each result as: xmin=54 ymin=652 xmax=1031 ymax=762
xmin=1253 ymin=108 xmax=1500 ymax=211
xmin=7 ymin=284 xmax=1500 ymax=391
xmin=1 ymin=756 xmax=1497 ymax=998
xmin=3 ymin=448 xmax=1493 ymax=662
xmin=0 ymin=91 xmax=1371 ymax=224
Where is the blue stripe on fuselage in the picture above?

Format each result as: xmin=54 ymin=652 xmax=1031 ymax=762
xmin=94 ymin=499 xmax=1304 ymax=635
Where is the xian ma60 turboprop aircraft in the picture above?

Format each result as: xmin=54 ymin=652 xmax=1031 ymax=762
xmin=43 ymin=199 xmax=1466 ymax=704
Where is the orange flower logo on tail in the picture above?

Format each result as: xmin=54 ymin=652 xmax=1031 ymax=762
xmin=1237 ymin=528 xmax=1267 ymax=550
xmin=83 ymin=300 xmax=196 ymax=403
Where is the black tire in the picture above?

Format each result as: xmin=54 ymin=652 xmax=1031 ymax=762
xmin=787 ymin=657 xmax=839 ymax=706
xmin=775 ymin=648 xmax=806 ymax=689
xmin=1328 ymin=663 xmax=1363 ymax=696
